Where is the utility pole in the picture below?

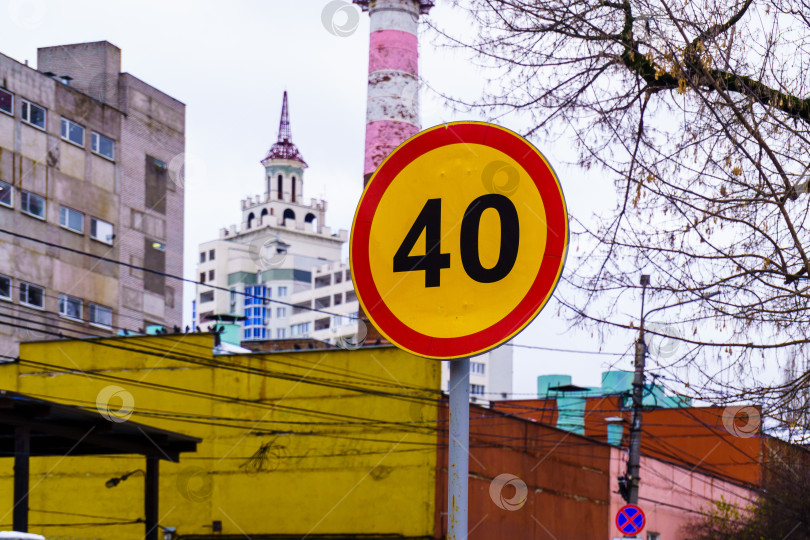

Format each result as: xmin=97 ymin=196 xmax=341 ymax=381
xmin=621 ymin=273 xmax=649 ymax=504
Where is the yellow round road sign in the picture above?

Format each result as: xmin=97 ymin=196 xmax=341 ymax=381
xmin=350 ymin=122 xmax=568 ymax=359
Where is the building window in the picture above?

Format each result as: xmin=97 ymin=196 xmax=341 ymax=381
xmin=200 ymin=291 xmax=214 ymax=303
xmin=244 ymin=286 xmax=266 ymax=308
xmin=0 ymin=180 xmax=12 ymax=208
xmin=89 ymin=303 xmax=112 ymax=328
xmin=90 ymin=217 xmax=114 ymax=244
xmin=0 ymin=275 xmax=10 ymax=300
xmin=291 ymin=322 xmax=311 ymax=336
xmin=278 ymin=286 xmax=288 ymax=297
xmin=0 ymin=88 xmax=12 ymax=115
xmin=243 ymin=286 xmax=268 ymax=341
xmin=229 ymin=287 xmax=238 ymax=313
xmin=276 ymin=328 xmax=286 ymax=339
xmin=20 ymin=190 xmax=45 ymax=219
xmin=471 ymin=362 xmax=486 ymax=375
xmin=165 ymin=286 xmax=175 ymax=309
xmin=59 ymin=206 xmax=84 ymax=233
xmin=58 ymin=294 xmax=82 ymax=320
xmin=200 ymin=251 xmax=206 ymax=263
xmin=91 ymin=131 xmax=115 ymax=160
xmin=208 ymin=269 xmax=215 ymax=281
xmin=647 ymin=534 xmax=660 ymax=540
xmin=245 ymin=327 xmax=266 ymax=340
xmin=282 ymin=208 xmax=295 ymax=225
xmin=145 ymin=156 xmax=167 ymax=214
xmin=21 ymin=99 xmax=46 ymax=129
xmin=276 ymin=307 xmax=286 ymax=318
xmin=60 ymin=118 xmax=85 ymax=146
xmin=144 ymin=238 xmax=166 ymax=295
xmin=470 ymin=384 xmax=485 ymax=396
xmin=312 ymin=317 xmax=328 ymax=331
xmin=200 ymin=272 xmax=205 ymax=283
xmin=19 ymin=282 xmax=44 ymax=309
xmin=209 ymin=249 xmax=215 ymax=260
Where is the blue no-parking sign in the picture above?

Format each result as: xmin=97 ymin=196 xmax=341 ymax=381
xmin=616 ymin=504 xmax=646 ymax=536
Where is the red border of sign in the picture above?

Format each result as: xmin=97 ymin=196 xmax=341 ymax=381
xmin=350 ymin=122 xmax=569 ymax=359
xmin=615 ymin=504 xmax=646 ymax=535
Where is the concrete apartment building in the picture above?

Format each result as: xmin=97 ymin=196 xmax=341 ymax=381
xmin=288 ymin=260 xmax=359 ymax=344
xmin=0 ymin=41 xmax=184 ymax=359
xmin=194 ymin=92 xmax=348 ymax=340
xmin=194 ymin=92 xmax=513 ymax=398
xmin=287 ymin=260 xmax=513 ymax=400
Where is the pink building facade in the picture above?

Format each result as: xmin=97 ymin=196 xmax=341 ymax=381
xmin=608 ymin=447 xmax=754 ymax=538
xmin=434 ymin=402 xmax=758 ymax=538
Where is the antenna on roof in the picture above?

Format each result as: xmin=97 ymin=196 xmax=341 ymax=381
xmin=277 ymin=91 xmax=292 ymax=143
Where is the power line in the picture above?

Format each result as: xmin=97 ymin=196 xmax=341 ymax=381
xmin=0 ymin=309 xmax=433 ymax=394
xmin=4 ymin=318 xmax=778 ymax=489
xmin=14 ymin=355 xmax=439 ymax=433
xmin=0 ymin=314 xmax=442 ymax=398
xmin=506 ymin=343 xmax=628 ymax=356
xmin=0 ymin=227 xmax=360 ymax=322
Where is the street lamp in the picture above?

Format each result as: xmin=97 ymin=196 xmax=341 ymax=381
xmin=105 ymin=469 xmax=145 ymax=488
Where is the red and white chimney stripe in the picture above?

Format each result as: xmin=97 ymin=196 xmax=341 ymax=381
xmin=358 ymin=0 xmax=432 ymax=182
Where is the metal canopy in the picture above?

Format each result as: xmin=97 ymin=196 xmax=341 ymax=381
xmin=0 ymin=390 xmax=199 ymax=460
xmin=0 ymin=390 xmax=200 ymax=539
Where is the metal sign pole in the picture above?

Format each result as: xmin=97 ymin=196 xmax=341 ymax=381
xmin=448 ymin=357 xmax=470 ymax=540
xmin=350 ymin=122 xmax=568 ymax=539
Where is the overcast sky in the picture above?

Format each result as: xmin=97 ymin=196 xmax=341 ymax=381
xmin=2 ymin=0 xmax=649 ymax=397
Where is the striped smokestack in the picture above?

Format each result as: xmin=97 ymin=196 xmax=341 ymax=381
xmin=355 ymin=0 xmax=434 ymax=184
xmin=353 ymin=0 xmax=434 ymax=345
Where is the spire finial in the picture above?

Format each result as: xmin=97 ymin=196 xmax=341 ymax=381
xmin=278 ymin=91 xmax=292 ymax=143
xmin=262 ymin=91 xmax=307 ymax=166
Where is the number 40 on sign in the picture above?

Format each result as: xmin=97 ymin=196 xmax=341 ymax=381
xmin=350 ymin=122 xmax=569 ymax=360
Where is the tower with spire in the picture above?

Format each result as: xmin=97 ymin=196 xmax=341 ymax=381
xmin=194 ymin=92 xmax=348 ymax=342
xmin=262 ymin=91 xmax=308 ymax=204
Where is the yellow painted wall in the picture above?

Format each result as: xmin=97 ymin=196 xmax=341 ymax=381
xmin=0 ymin=334 xmax=441 ymax=539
